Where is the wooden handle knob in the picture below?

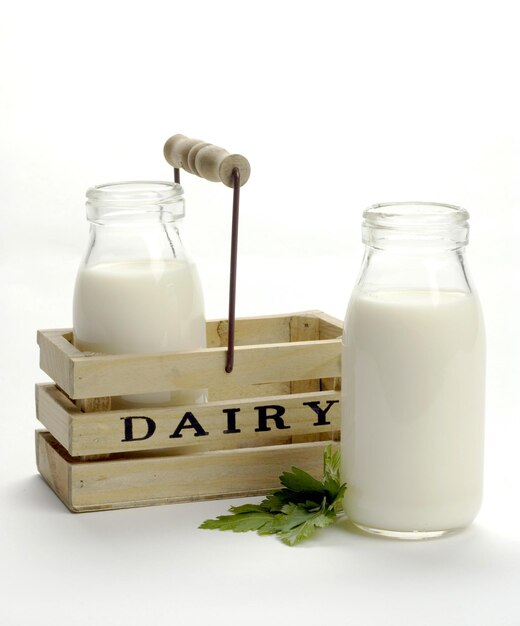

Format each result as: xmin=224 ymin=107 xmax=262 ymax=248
xmin=164 ymin=134 xmax=250 ymax=187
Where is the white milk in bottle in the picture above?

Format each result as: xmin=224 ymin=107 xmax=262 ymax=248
xmin=73 ymin=182 xmax=206 ymax=406
xmin=341 ymin=203 xmax=485 ymax=539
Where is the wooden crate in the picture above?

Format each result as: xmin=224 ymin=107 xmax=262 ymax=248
xmin=35 ymin=310 xmax=342 ymax=512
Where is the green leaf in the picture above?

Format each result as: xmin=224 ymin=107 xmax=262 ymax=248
xmin=272 ymin=487 xmax=323 ymax=509
xmin=322 ymin=445 xmax=345 ymax=501
xmin=323 ymin=445 xmax=341 ymax=484
xmin=329 ymin=483 xmax=347 ymax=514
xmin=258 ymin=492 xmax=287 ymax=512
xmin=277 ymin=503 xmax=318 ymax=530
xmin=199 ymin=446 xmax=348 ymax=546
xmin=199 ymin=511 xmax=275 ymax=533
xmin=279 ymin=466 xmax=327 ymax=494
xmin=279 ymin=510 xmax=336 ymax=546
xmin=228 ymin=504 xmax=266 ymax=514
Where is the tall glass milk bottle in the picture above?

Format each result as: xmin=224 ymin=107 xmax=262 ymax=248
xmin=73 ymin=181 xmax=206 ymax=407
xmin=342 ymin=202 xmax=485 ymax=539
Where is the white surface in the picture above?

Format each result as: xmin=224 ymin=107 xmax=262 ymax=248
xmin=1 ymin=1 xmax=520 ymax=624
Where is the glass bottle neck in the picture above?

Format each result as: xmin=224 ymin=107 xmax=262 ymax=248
xmin=356 ymin=202 xmax=474 ymax=295
xmin=83 ymin=221 xmax=188 ymax=268
xmin=356 ymin=246 xmax=474 ymax=295
xmin=362 ymin=202 xmax=469 ymax=252
xmin=81 ymin=181 xmax=189 ymax=268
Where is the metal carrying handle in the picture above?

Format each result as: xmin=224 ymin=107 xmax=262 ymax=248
xmin=163 ymin=134 xmax=250 ymax=373
xmin=164 ymin=134 xmax=250 ymax=188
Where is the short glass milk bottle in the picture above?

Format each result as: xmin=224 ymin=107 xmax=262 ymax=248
xmin=342 ymin=202 xmax=485 ymax=539
xmin=73 ymin=181 xmax=206 ymax=407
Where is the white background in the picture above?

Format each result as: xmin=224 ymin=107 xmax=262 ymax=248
xmin=1 ymin=0 xmax=519 ymax=624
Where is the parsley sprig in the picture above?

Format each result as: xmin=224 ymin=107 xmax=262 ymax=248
xmin=199 ymin=446 xmax=346 ymax=546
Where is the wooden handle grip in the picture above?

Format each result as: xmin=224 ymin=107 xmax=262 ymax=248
xmin=163 ymin=134 xmax=251 ymax=188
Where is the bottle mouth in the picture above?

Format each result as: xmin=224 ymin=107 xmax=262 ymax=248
xmin=86 ymin=181 xmax=185 ymax=223
xmin=362 ymin=202 xmax=470 ymax=248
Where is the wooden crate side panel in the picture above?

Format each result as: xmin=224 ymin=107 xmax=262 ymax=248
xmin=316 ymin=312 xmax=343 ymax=392
xmin=44 ymin=433 xmax=338 ymax=512
xmin=69 ymin=339 xmax=341 ymax=399
xmin=35 ymin=384 xmax=72 ymax=450
xmin=37 ymin=330 xmax=79 ymax=395
xmin=289 ymin=314 xmax=320 ymax=394
xmin=36 ymin=430 xmax=71 ymax=507
xmin=289 ymin=315 xmax=324 ymax=443
xmin=316 ymin=311 xmax=343 ymax=340
xmin=36 ymin=384 xmax=340 ymax=456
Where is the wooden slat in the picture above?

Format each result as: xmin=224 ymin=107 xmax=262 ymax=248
xmin=321 ymin=377 xmax=341 ymax=392
xmin=206 ymin=313 xmax=292 ymax=347
xmin=76 ymin=397 xmax=112 ymax=412
xmin=67 ymin=339 xmax=340 ymax=399
xmin=205 ymin=311 xmax=326 ymax=348
xmin=208 ymin=381 xmax=291 ymax=401
xmin=36 ymin=383 xmax=340 ymax=456
xmin=36 ymin=430 xmax=338 ymax=513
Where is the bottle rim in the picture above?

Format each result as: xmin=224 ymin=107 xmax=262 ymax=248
xmin=363 ymin=202 xmax=469 ymax=228
xmin=87 ymin=181 xmax=183 ymax=203
xmin=86 ymin=181 xmax=185 ymax=223
xmin=362 ymin=202 xmax=470 ymax=248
